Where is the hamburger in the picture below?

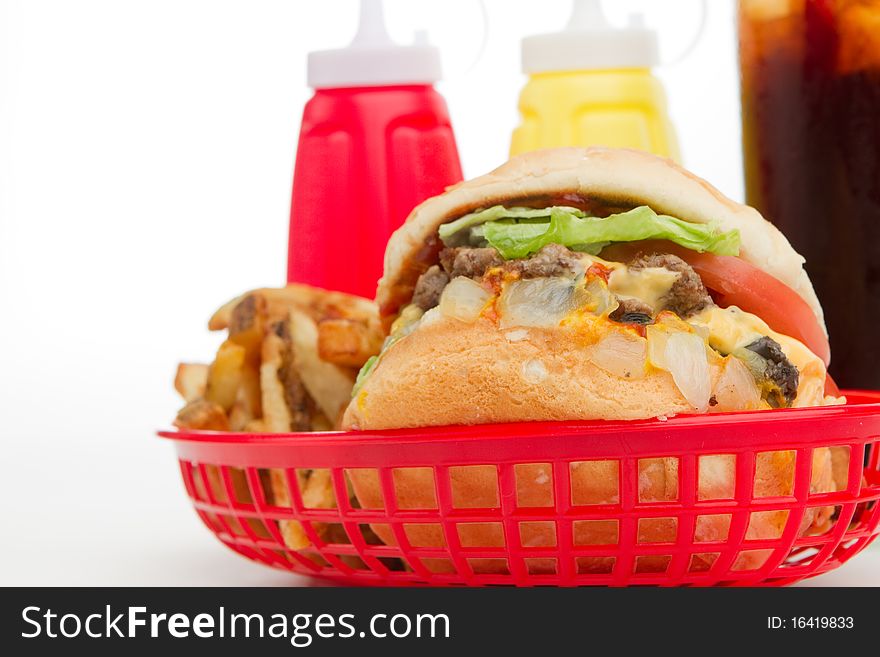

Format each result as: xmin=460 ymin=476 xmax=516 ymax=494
xmin=341 ymin=148 xmax=843 ymax=571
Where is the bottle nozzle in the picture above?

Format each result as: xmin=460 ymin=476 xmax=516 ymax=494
xmin=352 ymin=0 xmax=392 ymax=47
xmin=567 ymin=0 xmax=610 ymax=30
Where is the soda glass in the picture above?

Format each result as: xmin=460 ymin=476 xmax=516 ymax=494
xmin=739 ymin=0 xmax=880 ymax=388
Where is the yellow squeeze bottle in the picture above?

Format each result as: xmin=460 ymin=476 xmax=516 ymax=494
xmin=511 ymin=0 xmax=679 ymax=160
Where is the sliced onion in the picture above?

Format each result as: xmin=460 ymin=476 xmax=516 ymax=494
xmin=418 ymin=306 xmax=442 ymax=329
xmin=587 ymin=331 xmax=647 ymax=379
xmin=646 ymin=325 xmax=672 ymax=370
xmin=584 ymin=277 xmax=617 ymax=316
xmin=498 ymin=277 xmax=587 ymax=329
xmin=712 ymin=356 xmax=761 ymax=412
xmin=664 ymin=332 xmax=711 ymax=412
xmin=439 ymin=276 xmax=492 ymax=323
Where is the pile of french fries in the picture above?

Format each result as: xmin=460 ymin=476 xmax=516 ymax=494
xmin=172 ymin=284 xmax=383 ymax=552
xmin=174 ymin=284 xmax=382 ymax=433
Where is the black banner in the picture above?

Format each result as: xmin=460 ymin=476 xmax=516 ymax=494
xmin=1 ymin=587 xmax=873 ymax=655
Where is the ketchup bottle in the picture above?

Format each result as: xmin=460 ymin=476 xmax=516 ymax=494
xmin=288 ymin=0 xmax=463 ymax=299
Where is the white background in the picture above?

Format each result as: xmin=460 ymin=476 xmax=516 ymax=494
xmin=1 ymin=0 xmax=877 ymax=586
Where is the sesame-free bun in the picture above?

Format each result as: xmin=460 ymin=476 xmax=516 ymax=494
xmin=343 ymin=316 xmax=695 ymax=430
xmin=342 ymin=313 xmax=830 ymax=431
xmin=376 ymin=147 xmax=825 ymax=333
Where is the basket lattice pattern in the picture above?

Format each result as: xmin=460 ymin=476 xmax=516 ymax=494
xmin=163 ymin=395 xmax=880 ymax=586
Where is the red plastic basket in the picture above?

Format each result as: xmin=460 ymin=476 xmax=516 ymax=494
xmin=159 ymin=391 xmax=880 ymax=587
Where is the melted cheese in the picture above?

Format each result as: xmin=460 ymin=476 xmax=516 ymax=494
xmin=689 ymin=305 xmax=764 ymax=354
xmin=579 ymin=254 xmax=679 ymax=313
xmin=689 ymin=305 xmax=830 ymax=407
xmin=607 ymin=266 xmax=680 ymax=312
xmin=390 ymin=303 xmax=424 ymax=338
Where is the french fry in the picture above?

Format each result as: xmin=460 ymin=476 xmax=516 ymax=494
xmin=209 ymin=288 xmax=299 ymax=332
xmin=228 ymin=364 xmax=262 ymax=431
xmin=209 ymin=284 xmax=377 ymax=332
xmin=259 ymin=331 xmax=294 ymax=432
xmin=240 ymin=362 xmax=262 ymax=415
xmin=204 ymin=340 xmax=247 ymax=412
xmin=174 ymin=363 xmax=209 ymax=402
xmin=228 ymin=293 xmax=267 ymax=356
xmin=243 ymin=419 xmax=267 ymax=433
xmin=289 ymin=308 xmax=356 ymax=426
xmin=268 ymin=469 xmax=309 ymax=550
xmin=301 ymin=468 xmax=336 ymax=509
xmin=317 ymin=318 xmax=383 ymax=367
xmin=174 ymin=398 xmax=230 ymax=431
xmin=228 ymin=398 xmax=252 ymax=432
xmin=267 ymin=468 xmax=339 ymax=551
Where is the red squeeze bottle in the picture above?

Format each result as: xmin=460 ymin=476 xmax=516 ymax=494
xmin=288 ymin=0 xmax=463 ymax=299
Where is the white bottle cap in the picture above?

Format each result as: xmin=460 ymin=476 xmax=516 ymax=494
xmin=522 ymin=0 xmax=659 ymax=73
xmin=308 ymin=0 xmax=442 ymax=89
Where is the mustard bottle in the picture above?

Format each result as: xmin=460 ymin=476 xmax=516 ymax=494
xmin=511 ymin=0 xmax=679 ymax=160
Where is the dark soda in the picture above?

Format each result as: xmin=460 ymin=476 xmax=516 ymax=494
xmin=740 ymin=0 xmax=880 ymax=388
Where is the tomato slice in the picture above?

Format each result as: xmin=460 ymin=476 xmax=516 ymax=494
xmin=601 ymin=241 xmax=831 ymax=367
xmin=824 ymin=374 xmax=840 ymax=398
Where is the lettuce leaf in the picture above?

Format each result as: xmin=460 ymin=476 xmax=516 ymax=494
xmin=480 ymin=206 xmax=740 ymax=259
xmin=352 ymin=355 xmax=378 ymax=397
xmin=437 ymin=205 xmax=586 ymax=242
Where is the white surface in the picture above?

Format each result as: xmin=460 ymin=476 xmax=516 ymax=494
xmin=0 ymin=0 xmax=877 ymax=586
